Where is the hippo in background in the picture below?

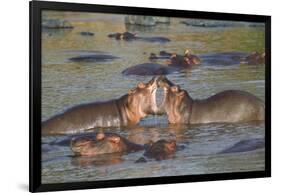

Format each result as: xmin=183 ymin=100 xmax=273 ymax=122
xmin=241 ymin=51 xmax=265 ymax=65
xmin=149 ymin=51 xmax=173 ymax=60
xmin=122 ymin=49 xmax=200 ymax=76
xmin=157 ymin=76 xmax=265 ymax=124
xmin=150 ymin=49 xmax=201 ymax=67
xmin=108 ymin=31 xmax=170 ymax=43
xmin=125 ymin=15 xmax=170 ymax=26
xmin=69 ymin=54 xmax=120 ymax=62
xmin=42 ymin=77 xmax=159 ymax=135
xmin=42 ymin=18 xmax=73 ymax=29
xmin=168 ymin=49 xmax=201 ymax=67
xmin=108 ymin=32 xmax=137 ymax=40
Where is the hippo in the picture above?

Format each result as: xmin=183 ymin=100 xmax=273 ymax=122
xmin=42 ymin=77 xmax=159 ymax=135
xmin=122 ymin=63 xmax=178 ymax=76
xmin=108 ymin=32 xmax=137 ymax=40
xmin=149 ymin=49 xmax=201 ymax=68
xmin=79 ymin=31 xmax=94 ymax=36
xmin=157 ymin=76 xmax=265 ymax=124
xmin=220 ymin=138 xmax=264 ymax=154
xmin=42 ymin=19 xmax=73 ymax=29
xmin=168 ymin=49 xmax=201 ymax=67
xmin=241 ymin=51 xmax=265 ymax=65
xmin=69 ymin=54 xmax=119 ymax=62
xmin=70 ymin=133 xmax=143 ymax=156
xmin=143 ymin=139 xmax=177 ymax=160
xmin=149 ymin=51 xmax=172 ymax=60
xmin=71 ymin=132 xmax=179 ymax=161
xmin=108 ymin=31 xmax=170 ymax=43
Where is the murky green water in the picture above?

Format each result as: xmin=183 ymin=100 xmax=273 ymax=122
xmin=41 ymin=11 xmax=265 ymax=184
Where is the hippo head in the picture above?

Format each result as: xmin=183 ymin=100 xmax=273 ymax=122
xmin=157 ymin=76 xmax=191 ymax=123
xmin=169 ymin=53 xmax=177 ymax=63
xmin=126 ymin=77 xmax=158 ymax=120
xmin=70 ymin=133 xmax=127 ymax=157
xmin=145 ymin=139 xmax=177 ymax=160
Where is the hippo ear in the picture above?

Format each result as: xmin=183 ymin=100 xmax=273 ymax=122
xmin=128 ymin=88 xmax=136 ymax=95
xmin=171 ymin=85 xmax=179 ymax=93
xmin=184 ymin=49 xmax=190 ymax=55
xmin=108 ymin=136 xmax=121 ymax=144
xmin=137 ymin=82 xmax=146 ymax=89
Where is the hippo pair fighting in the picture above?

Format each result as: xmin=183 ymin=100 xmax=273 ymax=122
xmin=43 ymin=76 xmax=264 ymax=135
xmin=70 ymin=132 xmax=177 ymax=161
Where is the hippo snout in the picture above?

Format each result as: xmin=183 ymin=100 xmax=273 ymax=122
xmin=156 ymin=75 xmax=175 ymax=89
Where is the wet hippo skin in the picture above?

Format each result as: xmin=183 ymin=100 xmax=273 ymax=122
xmin=42 ymin=77 xmax=159 ymax=135
xmin=70 ymin=132 xmax=178 ymax=161
xmin=220 ymin=138 xmax=264 ymax=154
xmin=144 ymin=139 xmax=177 ymax=160
xmin=71 ymin=132 xmax=144 ymax=156
xmin=149 ymin=49 xmax=201 ymax=67
xmin=69 ymin=54 xmax=120 ymax=62
xmin=241 ymin=51 xmax=265 ymax=65
xmin=157 ymin=76 xmax=265 ymax=124
xmin=108 ymin=31 xmax=170 ymax=43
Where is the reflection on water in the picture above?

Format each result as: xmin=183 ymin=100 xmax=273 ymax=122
xmin=41 ymin=11 xmax=265 ymax=184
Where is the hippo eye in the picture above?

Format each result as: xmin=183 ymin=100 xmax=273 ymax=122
xmin=128 ymin=88 xmax=136 ymax=95
xmin=170 ymin=85 xmax=179 ymax=93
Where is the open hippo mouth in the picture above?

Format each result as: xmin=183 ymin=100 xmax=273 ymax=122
xmin=148 ymin=77 xmax=160 ymax=113
xmin=156 ymin=87 xmax=165 ymax=108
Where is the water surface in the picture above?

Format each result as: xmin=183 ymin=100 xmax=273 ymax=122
xmin=41 ymin=11 xmax=265 ymax=184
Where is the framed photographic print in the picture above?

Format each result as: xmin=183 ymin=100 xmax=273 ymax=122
xmin=30 ymin=0 xmax=271 ymax=192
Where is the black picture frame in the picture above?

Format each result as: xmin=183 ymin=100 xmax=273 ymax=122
xmin=30 ymin=1 xmax=271 ymax=192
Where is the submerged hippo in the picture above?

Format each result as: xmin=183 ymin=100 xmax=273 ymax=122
xmin=79 ymin=31 xmax=94 ymax=36
xmin=220 ymin=138 xmax=264 ymax=154
xmin=71 ymin=133 xmax=143 ymax=156
xmin=108 ymin=32 xmax=137 ymax=40
xmin=69 ymin=54 xmax=119 ymax=62
xmin=42 ymin=77 xmax=159 ymax=135
xmin=157 ymin=76 xmax=265 ymax=124
xmin=108 ymin=31 xmax=170 ymax=43
xmin=122 ymin=63 xmax=178 ymax=76
xmin=241 ymin=51 xmax=265 ymax=65
xmin=143 ymin=139 xmax=177 ymax=160
xmin=149 ymin=49 xmax=201 ymax=67
xmin=71 ymin=132 xmax=179 ymax=161
xmin=168 ymin=49 xmax=201 ymax=67
xmin=149 ymin=51 xmax=172 ymax=60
